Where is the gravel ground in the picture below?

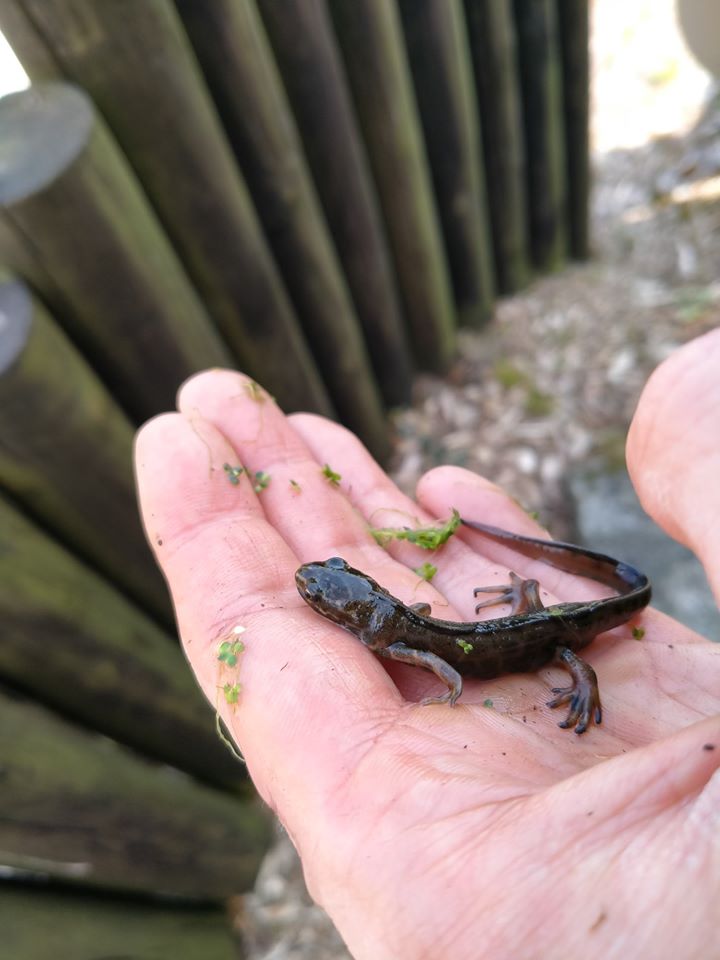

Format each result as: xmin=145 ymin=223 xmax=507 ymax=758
xmin=240 ymin=4 xmax=719 ymax=956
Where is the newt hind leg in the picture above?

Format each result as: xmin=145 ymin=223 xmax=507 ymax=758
xmin=547 ymin=646 xmax=602 ymax=735
xmin=473 ymin=571 xmax=544 ymax=615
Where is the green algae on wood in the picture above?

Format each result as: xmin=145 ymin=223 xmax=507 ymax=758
xmin=0 ymin=275 xmax=170 ymax=622
xmin=0 ymin=691 xmax=271 ymax=897
xmin=0 ymin=492 xmax=245 ymax=790
xmin=0 ymin=0 xmax=333 ymax=418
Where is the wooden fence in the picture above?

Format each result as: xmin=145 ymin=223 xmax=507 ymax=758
xmin=0 ymin=1 xmax=589 ymax=954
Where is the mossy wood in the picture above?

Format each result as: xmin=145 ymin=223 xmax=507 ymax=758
xmin=327 ymin=0 xmax=456 ymax=372
xmin=556 ymin=0 xmax=590 ymax=259
xmin=0 ymin=276 xmax=170 ymax=622
xmin=398 ymin=0 xmax=495 ymax=327
xmin=0 ymin=493 xmax=246 ymax=790
xmin=0 ymin=690 xmax=271 ymax=897
xmin=0 ymin=84 xmax=230 ymax=421
xmin=464 ymin=0 xmax=530 ymax=293
xmin=0 ymin=886 xmax=239 ymax=960
xmin=257 ymin=0 xmax=413 ymax=408
xmin=0 ymin=0 xmax=332 ymax=418
xmin=513 ymin=0 xmax=568 ymax=271
xmin=174 ymin=0 xmax=389 ymax=458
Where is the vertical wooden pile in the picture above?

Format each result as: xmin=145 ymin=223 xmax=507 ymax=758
xmin=328 ymin=0 xmax=457 ymax=371
xmin=256 ymin=0 xmax=413 ymax=407
xmin=398 ymin=0 xmax=495 ymax=328
xmin=463 ymin=0 xmax=530 ymax=293
xmin=557 ymin=0 xmax=591 ymax=259
xmin=513 ymin=0 xmax=568 ymax=272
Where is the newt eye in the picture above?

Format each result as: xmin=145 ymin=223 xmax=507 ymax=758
xmin=326 ymin=557 xmax=346 ymax=569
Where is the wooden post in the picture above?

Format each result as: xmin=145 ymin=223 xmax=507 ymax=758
xmin=0 ymin=691 xmax=272 ymax=897
xmin=464 ymin=0 xmax=530 ymax=294
xmin=327 ymin=0 xmax=457 ymax=372
xmin=556 ymin=0 xmax=591 ymax=259
xmin=257 ymin=0 xmax=413 ymax=407
xmin=0 ymin=275 xmax=170 ymax=622
xmin=0 ymin=888 xmax=239 ymax=959
xmin=513 ymin=0 xmax=568 ymax=272
xmin=0 ymin=0 xmax=333 ymax=419
xmin=173 ymin=0 xmax=389 ymax=457
xmin=0 ymin=84 xmax=230 ymax=421
xmin=398 ymin=0 xmax=495 ymax=327
xmin=0 ymin=491 xmax=247 ymax=791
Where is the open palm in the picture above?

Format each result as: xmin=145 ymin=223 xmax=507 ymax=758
xmin=135 ymin=349 xmax=719 ymax=960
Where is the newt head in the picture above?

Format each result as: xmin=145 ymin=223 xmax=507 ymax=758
xmin=295 ymin=558 xmax=383 ymax=633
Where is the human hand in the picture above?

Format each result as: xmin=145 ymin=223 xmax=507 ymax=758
xmin=135 ymin=368 xmax=719 ymax=960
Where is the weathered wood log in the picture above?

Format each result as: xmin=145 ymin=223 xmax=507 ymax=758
xmin=0 ymin=275 xmax=170 ymax=622
xmin=0 ymin=492 xmax=246 ymax=791
xmin=0 ymin=689 xmax=271 ymax=897
xmin=0 ymin=886 xmax=239 ymax=959
xmin=0 ymin=84 xmax=230 ymax=421
xmin=327 ymin=0 xmax=457 ymax=371
xmin=398 ymin=0 xmax=495 ymax=328
xmin=513 ymin=0 xmax=568 ymax=271
xmin=463 ymin=0 xmax=530 ymax=294
xmin=0 ymin=0 xmax=333 ymax=419
xmin=257 ymin=0 xmax=413 ymax=407
xmin=173 ymin=0 xmax=389 ymax=457
xmin=556 ymin=0 xmax=590 ymax=259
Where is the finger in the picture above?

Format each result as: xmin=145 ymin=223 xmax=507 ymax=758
xmin=134 ymin=409 xmax=402 ymax=825
xmin=177 ymin=371 xmax=406 ymax=583
xmin=541 ymin=713 xmax=720 ymax=829
xmin=627 ymin=328 xmax=720 ymax=605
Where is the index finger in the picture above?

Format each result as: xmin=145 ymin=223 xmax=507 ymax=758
xmin=133 ymin=386 xmax=402 ymax=831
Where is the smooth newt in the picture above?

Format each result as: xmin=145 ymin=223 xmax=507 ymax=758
xmin=295 ymin=519 xmax=651 ymax=733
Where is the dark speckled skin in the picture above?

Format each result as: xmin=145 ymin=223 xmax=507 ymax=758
xmin=295 ymin=519 xmax=651 ymax=733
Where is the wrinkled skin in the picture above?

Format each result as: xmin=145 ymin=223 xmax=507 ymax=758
xmin=135 ymin=330 xmax=720 ymax=960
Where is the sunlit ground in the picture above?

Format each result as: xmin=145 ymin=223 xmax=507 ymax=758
xmin=0 ymin=29 xmax=28 ymax=97
xmin=592 ymin=0 xmax=712 ymax=153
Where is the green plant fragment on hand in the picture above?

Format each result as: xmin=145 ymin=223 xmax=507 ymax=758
xmin=223 ymin=463 xmax=244 ymax=486
xmin=289 ymin=479 xmax=302 ymax=494
xmin=456 ymin=639 xmax=474 ymax=654
xmin=632 ymin=626 xmax=645 ymax=640
xmin=414 ymin=562 xmax=437 ymax=582
xmin=223 ymin=682 xmax=241 ymax=704
xmin=218 ymin=639 xmax=245 ymax=667
xmin=483 ymin=698 xmax=494 ymax=708
xmin=322 ymin=464 xmax=342 ymax=486
xmin=371 ymin=509 xmax=461 ymax=550
xmin=254 ymin=470 xmax=271 ymax=493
